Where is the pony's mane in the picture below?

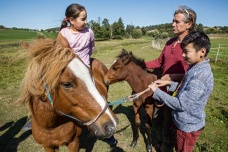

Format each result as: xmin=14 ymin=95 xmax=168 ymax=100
xmin=117 ymin=49 xmax=147 ymax=69
xmin=17 ymin=39 xmax=75 ymax=106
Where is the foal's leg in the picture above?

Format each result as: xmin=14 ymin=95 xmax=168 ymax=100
xmin=145 ymin=103 xmax=154 ymax=152
xmin=130 ymin=101 xmax=142 ymax=147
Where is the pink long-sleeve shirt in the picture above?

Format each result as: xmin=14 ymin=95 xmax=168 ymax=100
xmin=60 ymin=27 xmax=94 ymax=66
xmin=146 ymin=37 xmax=188 ymax=76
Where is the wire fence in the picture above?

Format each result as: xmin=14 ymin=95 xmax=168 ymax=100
xmin=152 ymin=39 xmax=228 ymax=64
xmin=209 ymin=44 xmax=228 ymax=63
xmin=151 ymin=38 xmax=168 ymax=50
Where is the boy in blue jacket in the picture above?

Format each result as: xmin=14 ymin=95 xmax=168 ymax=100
xmin=148 ymin=31 xmax=214 ymax=152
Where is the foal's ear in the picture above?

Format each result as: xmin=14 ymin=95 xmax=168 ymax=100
xmin=123 ymin=52 xmax=132 ymax=65
xmin=121 ymin=48 xmax=127 ymax=54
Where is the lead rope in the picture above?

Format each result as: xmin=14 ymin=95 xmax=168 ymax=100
xmin=127 ymin=87 xmax=166 ymax=108
xmin=171 ymin=74 xmax=186 ymax=97
xmin=108 ymin=86 xmax=166 ymax=107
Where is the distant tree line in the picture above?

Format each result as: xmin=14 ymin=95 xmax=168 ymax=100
xmin=0 ymin=25 xmax=38 ymax=31
xmin=1 ymin=18 xmax=228 ymax=41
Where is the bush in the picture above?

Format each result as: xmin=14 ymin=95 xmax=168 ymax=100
xmin=36 ymin=32 xmax=46 ymax=39
xmin=132 ymin=29 xmax=142 ymax=39
xmin=160 ymin=32 xmax=169 ymax=39
xmin=147 ymin=29 xmax=160 ymax=39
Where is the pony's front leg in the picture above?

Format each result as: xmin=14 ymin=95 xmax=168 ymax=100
xmin=68 ymin=127 xmax=82 ymax=152
xmin=43 ymin=147 xmax=59 ymax=152
xmin=145 ymin=104 xmax=154 ymax=152
xmin=130 ymin=101 xmax=142 ymax=148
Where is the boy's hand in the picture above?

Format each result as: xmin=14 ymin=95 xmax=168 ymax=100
xmin=148 ymin=82 xmax=158 ymax=92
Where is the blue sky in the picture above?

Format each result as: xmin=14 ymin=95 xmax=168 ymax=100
xmin=0 ymin=0 xmax=227 ymax=30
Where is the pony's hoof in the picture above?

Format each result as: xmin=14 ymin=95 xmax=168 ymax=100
xmin=146 ymin=144 xmax=152 ymax=152
xmin=130 ymin=140 xmax=137 ymax=148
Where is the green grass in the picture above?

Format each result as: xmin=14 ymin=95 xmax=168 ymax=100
xmin=0 ymin=29 xmax=57 ymax=44
xmin=0 ymin=34 xmax=228 ymax=152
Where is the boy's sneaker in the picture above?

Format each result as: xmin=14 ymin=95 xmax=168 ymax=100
xmin=103 ymin=136 xmax=118 ymax=147
xmin=22 ymin=122 xmax=32 ymax=131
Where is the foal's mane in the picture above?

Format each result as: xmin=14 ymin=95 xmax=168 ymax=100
xmin=17 ymin=39 xmax=75 ymax=105
xmin=118 ymin=49 xmax=147 ymax=69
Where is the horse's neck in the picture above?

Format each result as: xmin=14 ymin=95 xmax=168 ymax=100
xmin=125 ymin=63 xmax=156 ymax=93
xmin=32 ymin=96 xmax=65 ymax=127
xmin=90 ymin=58 xmax=108 ymax=99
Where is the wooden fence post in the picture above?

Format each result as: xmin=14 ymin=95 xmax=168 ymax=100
xmin=215 ymin=44 xmax=220 ymax=63
xmin=152 ymin=38 xmax=154 ymax=48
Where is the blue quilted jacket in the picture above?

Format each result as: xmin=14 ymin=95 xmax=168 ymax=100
xmin=153 ymin=58 xmax=214 ymax=132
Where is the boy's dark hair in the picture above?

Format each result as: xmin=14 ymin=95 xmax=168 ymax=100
xmin=181 ymin=31 xmax=211 ymax=56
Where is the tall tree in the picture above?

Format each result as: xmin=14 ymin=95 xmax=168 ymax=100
xmin=101 ymin=18 xmax=111 ymax=40
xmin=89 ymin=20 xmax=103 ymax=40
xmin=125 ymin=24 xmax=134 ymax=36
xmin=196 ymin=23 xmax=204 ymax=32
xmin=112 ymin=17 xmax=125 ymax=39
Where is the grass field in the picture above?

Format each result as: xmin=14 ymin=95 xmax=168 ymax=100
xmin=0 ymin=29 xmax=57 ymax=44
xmin=0 ymin=31 xmax=228 ymax=152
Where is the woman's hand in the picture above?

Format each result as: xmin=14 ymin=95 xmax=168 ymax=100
xmin=154 ymin=79 xmax=171 ymax=87
xmin=161 ymin=74 xmax=171 ymax=80
xmin=148 ymin=80 xmax=171 ymax=92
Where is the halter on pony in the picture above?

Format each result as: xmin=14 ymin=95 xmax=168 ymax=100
xmin=45 ymin=84 xmax=108 ymax=126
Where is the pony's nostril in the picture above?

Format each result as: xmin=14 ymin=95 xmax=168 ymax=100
xmin=104 ymin=123 xmax=115 ymax=135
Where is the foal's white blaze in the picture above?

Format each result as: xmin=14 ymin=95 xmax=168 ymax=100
xmin=112 ymin=59 xmax=118 ymax=64
xmin=68 ymin=58 xmax=117 ymax=126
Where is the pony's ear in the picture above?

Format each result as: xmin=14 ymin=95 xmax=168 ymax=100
xmin=20 ymin=40 xmax=30 ymax=49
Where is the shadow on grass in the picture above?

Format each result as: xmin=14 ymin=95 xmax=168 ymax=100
xmin=79 ymin=127 xmax=125 ymax=152
xmin=79 ymin=128 xmax=97 ymax=152
xmin=112 ymin=103 xmax=159 ymax=148
xmin=0 ymin=116 xmax=32 ymax=152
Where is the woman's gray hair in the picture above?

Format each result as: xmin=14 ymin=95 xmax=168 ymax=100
xmin=174 ymin=5 xmax=197 ymax=31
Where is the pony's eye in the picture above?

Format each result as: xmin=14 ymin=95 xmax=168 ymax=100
xmin=61 ymin=83 xmax=74 ymax=89
xmin=113 ymin=67 xmax=118 ymax=71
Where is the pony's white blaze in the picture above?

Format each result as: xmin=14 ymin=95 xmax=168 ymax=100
xmin=68 ymin=58 xmax=117 ymax=126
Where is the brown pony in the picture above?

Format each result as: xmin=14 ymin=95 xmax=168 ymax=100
xmin=104 ymin=49 xmax=162 ymax=152
xmin=17 ymin=39 xmax=118 ymax=152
